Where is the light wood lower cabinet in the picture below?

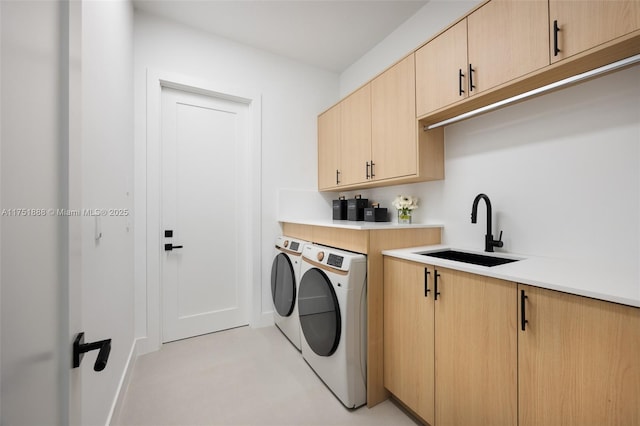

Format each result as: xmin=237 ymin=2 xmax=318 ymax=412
xmin=383 ymin=258 xmax=435 ymax=424
xmin=383 ymin=258 xmax=640 ymax=425
xmin=518 ymin=284 xmax=640 ymax=426
xmin=434 ymin=266 xmax=517 ymax=426
xmin=383 ymin=259 xmax=517 ymax=426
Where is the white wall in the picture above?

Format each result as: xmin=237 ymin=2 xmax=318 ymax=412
xmin=331 ymin=1 xmax=640 ymax=299
xmin=133 ymin=12 xmax=339 ymax=342
xmin=339 ymin=0 xmax=481 ymax=97
xmin=81 ymin=1 xmax=135 ymax=424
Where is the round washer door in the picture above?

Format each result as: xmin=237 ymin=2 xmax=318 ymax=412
xmin=271 ymin=253 xmax=296 ymax=317
xmin=298 ymin=267 xmax=341 ymax=356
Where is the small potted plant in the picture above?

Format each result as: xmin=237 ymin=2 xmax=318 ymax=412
xmin=392 ymin=195 xmax=418 ymax=224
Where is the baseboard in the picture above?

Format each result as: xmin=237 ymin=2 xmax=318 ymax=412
xmin=253 ymin=311 xmax=275 ymax=328
xmin=106 ymin=337 xmax=140 ymax=426
xmin=134 ymin=335 xmax=159 ymax=356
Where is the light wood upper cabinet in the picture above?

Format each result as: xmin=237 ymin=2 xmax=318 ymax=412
xmin=340 ymin=84 xmax=371 ymax=186
xmin=383 ymin=257 xmax=435 ymax=425
xmin=415 ymin=19 xmax=468 ymax=117
xmin=518 ymin=284 xmax=640 ymax=426
xmin=318 ymin=55 xmax=443 ymax=191
xmin=467 ymin=0 xmax=549 ymax=93
xmin=371 ymin=55 xmax=417 ymax=180
xmin=434 ymin=267 xmax=518 ymax=426
xmin=317 ymin=103 xmax=341 ymax=190
xmin=416 ymin=0 xmax=549 ymax=117
xmin=550 ymin=0 xmax=640 ymax=63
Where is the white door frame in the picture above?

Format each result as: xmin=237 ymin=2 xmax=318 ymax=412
xmin=142 ymin=69 xmax=262 ymax=353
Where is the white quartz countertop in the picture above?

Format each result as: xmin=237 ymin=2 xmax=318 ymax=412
xmin=383 ymin=245 xmax=640 ymax=308
xmin=279 ymin=218 xmax=443 ymax=231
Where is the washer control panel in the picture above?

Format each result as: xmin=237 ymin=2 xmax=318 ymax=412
xmin=327 ymin=253 xmax=344 ymax=268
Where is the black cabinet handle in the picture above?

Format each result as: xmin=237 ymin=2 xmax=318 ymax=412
xmin=366 ymin=162 xmax=370 ymax=179
xmin=424 ymin=268 xmax=431 ymax=297
xmin=336 ymin=169 xmax=340 ymax=185
xmin=165 ymin=243 xmax=184 ymax=251
xmin=469 ymin=64 xmax=475 ymax=92
xmin=370 ymin=161 xmax=375 ymax=178
xmin=521 ymin=289 xmax=529 ymax=331
xmin=458 ymin=68 xmax=465 ymax=96
xmin=553 ymin=20 xmax=561 ymax=56
xmin=434 ymin=270 xmax=441 ymax=300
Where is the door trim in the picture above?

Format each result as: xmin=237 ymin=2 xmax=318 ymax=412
xmin=139 ymin=69 xmax=262 ymax=354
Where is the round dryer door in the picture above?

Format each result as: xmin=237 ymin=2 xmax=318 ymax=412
xmin=271 ymin=253 xmax=296 ymax=317
xmin=298 ymin=268 xmax=341 ymax=356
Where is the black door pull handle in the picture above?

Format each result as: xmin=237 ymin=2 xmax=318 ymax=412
xmin=553 ymin=20 xmax=561 ymax=56
xmin=165 ymin=243 xmax=184 ymax=251
xmin=521 ymin=289 xmax=529 ymax=331
xmin=424 ymin=268 xmax=431 ymax=297
xmin=72 ymin=332 xmax=111 ymax=372
xmin=434 ymin=270 xmax=441 ymax=300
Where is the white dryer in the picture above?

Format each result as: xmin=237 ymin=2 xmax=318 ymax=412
xmin=271 ymin=236 xmax=309 ymax=351
xmin=298 ymin=244 xmax=367 ymax=409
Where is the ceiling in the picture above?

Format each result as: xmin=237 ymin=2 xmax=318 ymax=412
xmin=132 ymin=0 xmax=429 ymax=73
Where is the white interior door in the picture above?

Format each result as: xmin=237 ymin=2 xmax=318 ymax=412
xmin=161 ymin=87 xmax=249 ymax=343
xmin=1 ymin=0 xmax=82 ymax=424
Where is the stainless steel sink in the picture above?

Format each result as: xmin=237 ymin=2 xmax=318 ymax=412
xmin=417 ymin=249 xmax=520 ymax=267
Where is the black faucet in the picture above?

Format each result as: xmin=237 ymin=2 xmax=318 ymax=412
xmin=471 ymin=193 xmax=503 ymax=252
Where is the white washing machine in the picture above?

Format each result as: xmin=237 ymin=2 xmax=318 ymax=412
xmin=298 ymin=244 xmax=367 ymax=409
xmin=271 ymin=236 xmax=309 ymax=351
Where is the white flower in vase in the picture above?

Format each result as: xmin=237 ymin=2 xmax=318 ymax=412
xmin=392 ymin=195 xmax=418 ymax=223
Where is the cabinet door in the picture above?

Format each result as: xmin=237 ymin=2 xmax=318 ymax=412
xmin=435 ymin=268 xmax=517 ymax=426
xmin=383 ymin=258 xmax=434 ymax=425
xmin=519 ymin=285 xmax=640 ymax=425
xmin=415 ymin=19 xmax=468 ymax=117
xmin=371 ymin=55 xmax=416 ymax=181
xmin=317 ymin=103 xmax=341 ymax=190
xmin=468 ymin=0 xmax=549 ymax=94
xmin=340 ymin=84 xmax=371 ymax=186
xmin=550 ymin=0 xmax=640 ymax=63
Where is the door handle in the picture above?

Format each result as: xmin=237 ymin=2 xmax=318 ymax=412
xmin=72 ymin=332 xmax=111 ymax=372
xmin=164 ymin=243 xmax=184 ymax=251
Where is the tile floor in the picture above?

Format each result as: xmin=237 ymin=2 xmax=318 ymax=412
xmin=115 ymin=326 xmax=419 ymax=426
